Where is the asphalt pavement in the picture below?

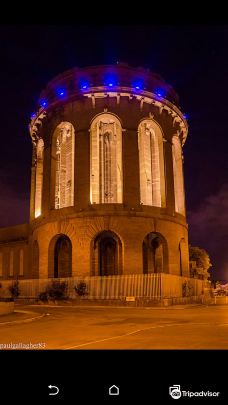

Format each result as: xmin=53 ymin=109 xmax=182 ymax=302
xmin=0 ymin=304 xmax=227 ymax=349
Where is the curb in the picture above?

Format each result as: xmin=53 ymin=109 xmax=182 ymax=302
xmin=29 ymin=304 xmax=204 ymax=310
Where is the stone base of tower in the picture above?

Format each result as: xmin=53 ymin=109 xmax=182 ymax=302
xmin=29 ymin=213 xmax=189 ymax=279
xmin=0 ymin=211 xmax=189 ymax=281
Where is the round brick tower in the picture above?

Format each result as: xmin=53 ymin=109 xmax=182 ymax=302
xmin=29 ymin=63 xmax=189 ymax=279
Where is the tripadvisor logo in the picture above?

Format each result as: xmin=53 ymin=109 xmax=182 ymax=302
xmin=169 ymin=385 xmax=182 ymax=399
xmin=169 ymin=385 xmax=220 ymax=400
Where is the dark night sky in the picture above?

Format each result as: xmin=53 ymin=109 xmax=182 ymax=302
xmin=0 ymin=25 xmax=228 ymax=280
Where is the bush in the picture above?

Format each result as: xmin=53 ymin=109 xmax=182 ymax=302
xmin=37 ymin=281 xmax=68 ymax=302
xmin=8 ymin=280 xmax=20 ymax=299
xmin=37 ymin=291 xmax=49 ymax=302
xmin=46 ymin=281 xmax=68 ymax=300
xmin=74 ymin=281 xmax=88 ymax=296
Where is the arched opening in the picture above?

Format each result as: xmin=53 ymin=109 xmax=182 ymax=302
xmin=32 ymin=240 xmax=39 ymax=278
xmin=90 ymin=113 xmax=123 ymax=204
xmin=142 ymin=232 xmax=168 ymax=273
xmin=172 ymin=136 xmax=185 ymax=215
xmin=51 ymin=122 xmax=75 ymax=209
xmin=91 ymin=231 xmax=122 ymax=276
xmin=34 ymin=138 xmax=44 ymax=218
xmin=49 ymin=234 xmax=72 ymax=278
xmin=138 ymin=119 xmax=165 ymax=207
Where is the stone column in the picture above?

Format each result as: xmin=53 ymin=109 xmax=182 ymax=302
xmin=75 ymin=129 xmax=90 ymax=210
xmin=122 ymin=129 xmax=140 ymax=209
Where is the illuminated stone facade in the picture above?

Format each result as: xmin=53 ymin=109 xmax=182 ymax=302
xmin=0 ymin=63 xmax=189 ymax=279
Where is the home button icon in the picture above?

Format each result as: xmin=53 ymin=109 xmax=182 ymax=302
xmin=109 ymin=385 xmax=120 ymax=396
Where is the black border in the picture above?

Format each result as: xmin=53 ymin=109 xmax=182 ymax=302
xmin=1 ymin=350 xmax=227 ymax=402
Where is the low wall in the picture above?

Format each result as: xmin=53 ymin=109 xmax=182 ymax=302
xmin=212 ymin=296 xmax=228 ymax=305
xmin=0 ymin=301 xmax=14 ymax=315
xmin=0 ymin=274 xmax=207 ymax=301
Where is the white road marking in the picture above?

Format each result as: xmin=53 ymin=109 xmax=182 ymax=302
xmin=0 ymin=312 xmax=48 ymax=326
xmin=64 ymin=321 xmax=224 ymax=349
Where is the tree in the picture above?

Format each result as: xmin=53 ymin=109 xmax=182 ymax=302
xmin=189 ymin=245 xmax=212 ymax=280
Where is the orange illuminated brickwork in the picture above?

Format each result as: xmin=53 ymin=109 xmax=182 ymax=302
xmin=0 ymin=64 xmax=189 ymax=280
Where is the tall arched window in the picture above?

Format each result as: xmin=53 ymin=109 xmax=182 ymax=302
xmin=138 ymin=119 xmax=165 ymax=207
xmin=52 ymin=122 xmax=75 ymax=209
xmin=35 ymin=138 xmax=44 ymax=218
xmin=90 ymin=113 xmax=123 ymax=204
xmin=172 ymin=136 xmax=185 ymax=215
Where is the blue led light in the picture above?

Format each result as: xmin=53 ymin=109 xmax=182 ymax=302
xmin=80 ymin=79 xmax=89 ymax=90
xmin=132 ymin=79 xmax=144 ymax=91
xmin=183 ymin=113 xmax=188 ymax=120
xmin=155 ymin=88 xmax=166 ymax=98
xmin=40 ymin=99 xmax=47 ymax=108
xmin=56 ymin=88 xmax=66 ymax=97
xmin=104 ymin=74 xmax=117 ymax=87
xmin=31 ymin=113 xmax=36 ymax=119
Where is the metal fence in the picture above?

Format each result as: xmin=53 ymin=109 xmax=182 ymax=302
xmin=0 ymin=273 xmax=206 ymax=300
